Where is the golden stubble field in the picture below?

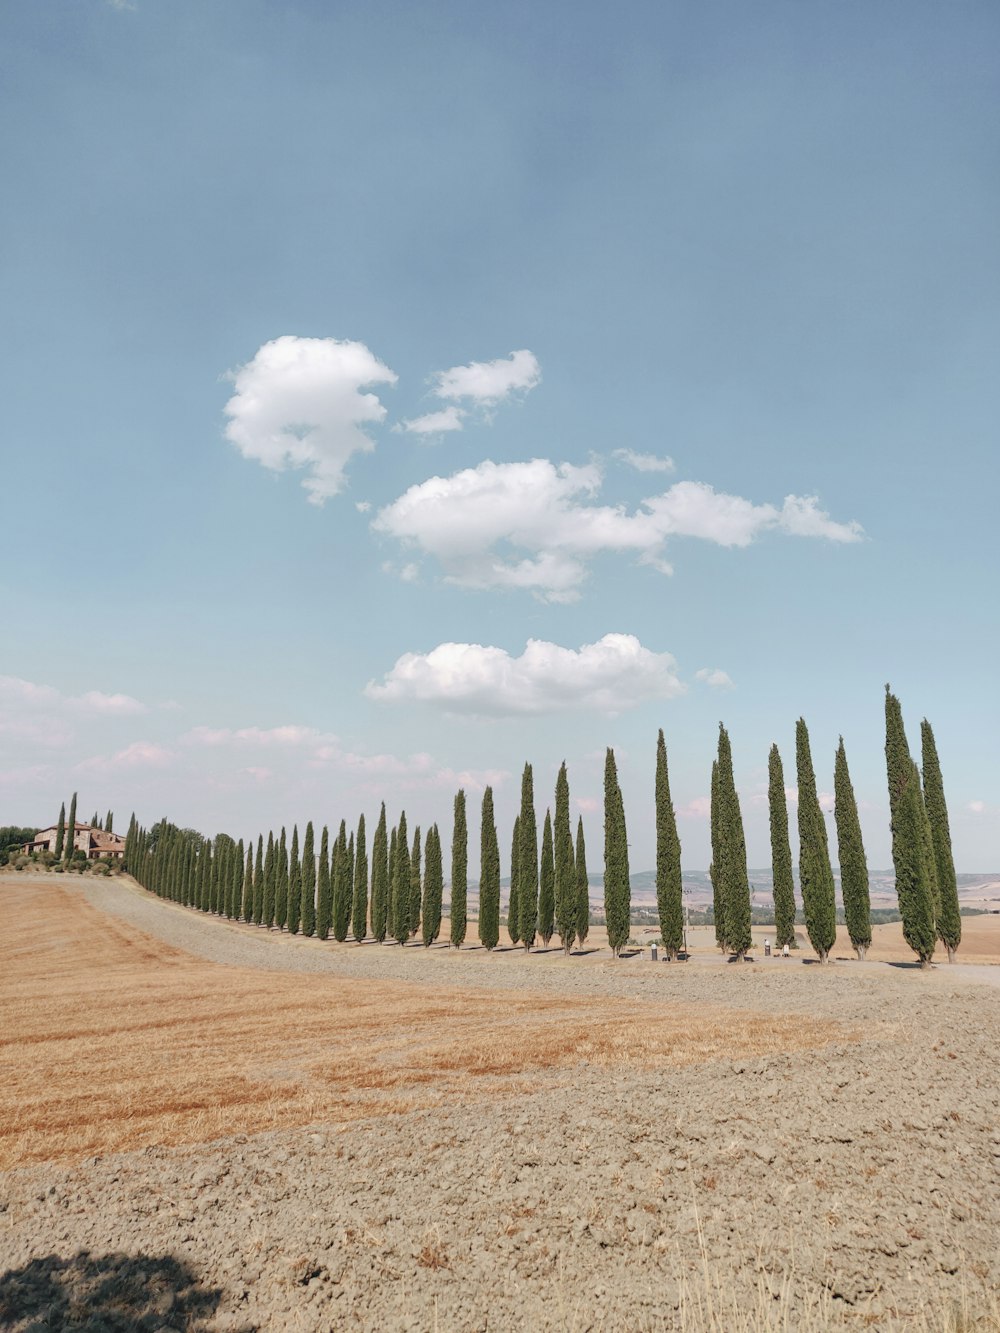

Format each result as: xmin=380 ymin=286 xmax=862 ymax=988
xmin=0 ymin=880 xmax=855 ymax=1171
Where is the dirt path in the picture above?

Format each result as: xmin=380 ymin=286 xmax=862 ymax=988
xmin=1 ymin=875 xmax=998 ymax=1330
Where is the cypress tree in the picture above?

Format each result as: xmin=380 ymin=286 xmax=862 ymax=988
xmin=333 ymin=820 xmax=350 ymax=942
xmin=241 ymin=842 xmax=254 ymax=921
xmin=300 ymin=823 xmax=316 ymax=937
xmin=316 ymin=825 xmax=332 ymax=940
xmin=538 ymin=809 xmax=555 ymax=945
xmin=262 ymin=831 xmax=276 ymax=929
xmin=507 ymin=815 xmax=522 ymax=946
xmin=921 ymin=719 xmax=961 ymax=962
xmin=91 ymin=811 xmax=100 ymax=829
xmin=371 ymin=804 xmax=388 ymax=943
xmin=231 ymin=839 xmax=244 ymax=918
xmin=603 ymin=748 xmax=631 ymax=958
xmin=288 ymin=826 xmax=304 ymax=933
xmin=277 ymin=823 xmax=294 ymax=931
xmin=575 ymin=816 xmax=590 ymax=947
xmin=352 ymin=814 xmax=368 ymax=942
xmin=198 ymin=839 xmax=211 ymax=911
xmin=894 ymin=758 xmax=938 ymax=965
xmin=717 ymin=726 xmax=751 ymax=959
xmin=54 ymin=804 xmax=66 ymax=860
xmin=105 ymin=810 xmax=113 ymax=833
xmin=346 ymin=831 xmax=355 ymax=936
xmin=709 ymin=759 xmax=725 ymax=950
xmin=123 ymin=813 xmax=136 ymax=873
xmin=478 ymin=787 xmax=500 ymax=951
xmin=422 ymin=824 xmax=443 ymax=946
xmin=768 ymin=745 xmax=797 ymax=951
xmin=554 ymin=763 xmax=576 ymax=955
xmin=517 ymin=766 xmax=538 ymax=951
xmin=884 ymin=685 xmax=911 ymax=826
xmin=252 ymin=834 xmax=264 ymax=925
xmin=409 ymin=826 xmax=422 ymax=939
xmin=65 ymin=791 xmax=77 ymax=862
xmin=387 ymin=824 xmax=398 ymax=941
xmin=655 ymin=729 xmax=683 ymax=960
xmin=834 ymin=738 xmax=871 ymax=961
xmin=391 ymin=812 xmax=410 ymax=946
xmin=275 ymin=830 xmax=289 ymax=931
xmin=451 ymin=790 xmax=468 ymax=948
xmin=795 ymin=719 xmax=836 ymax=963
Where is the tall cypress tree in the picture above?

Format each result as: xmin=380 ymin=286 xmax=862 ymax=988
xmin=65 ymin=791 xmax=78 ymax=862
xmin=54 ymin=803 xmax=66 ymax=860
xmin=603 ymin=748 xmax=631 ymax=958
xmin=316 ymin=825 xmax=332 ymax=940
xmin=834 ymin=738 xmax=871 ymax=961
xmin=422 ymin=824 xmax=443 ymax=946
xmin=274 ymin=828 xmax=289 ymax=930
xmin=921 ymin=719 xmax=961 ymax=962
xmin=409 ymin=826 xmax=422 ymax=939
xmin=387 ymin=825 xmax=398 ymax=940
xmin=300 ymin=823 xmax=316 ymax=938
xmin=345 ymin=831 xmax=355 ymax=936
xmin=371 ymin=804 xmax=388 ymax=943
xmin=655 ymin=729 xmax=683 ymax=960
xmin=478 ymin=787 xmax=500 ymax=951
xmin=717 ymin=726 xmax=751 ymax=959
xmin=231 ymin=839 xmax=244 ymax=918
xmin=507 ymin=815 xmax=521 ymax=946
xmin=450 ymin=790 xmax=468 ymax=948
xmin=352 ymin=814 xmax=368 ymax=942
xmin=252 ymin=834 xmax=264 ymax=925
xmin=795 ymin=719 xmax=836 ymax=963
xmin=105 ymin=810 xmax=113 ymax=834
xmin=333 ymin=821 xmax=350 ymax=942
xmin=391 ymin=812 xmax=410 ymax=946
xmin=554 ymin=763 xmax=576 ymax=955
xmin=709 ymin=759 xmax=725 ymax=950
xmin=575 ymin=816 xmax=590 ymax=947
xmin=768 ymin=745 xmax=797 ymax=950
xmin=538 ymin=809 xmax=555 ymax=945
xmin=894 ymin=758 xmax=938 ymax=965
xmin=262 ymin=831 xmax=276 ymax=927
xmin=517 ymin=766 xmax=538 ymax=951
xmin=241 ymin=842 xmax=254 ymax=921
xmin=278 ymin=824 xmax=296 ymax=931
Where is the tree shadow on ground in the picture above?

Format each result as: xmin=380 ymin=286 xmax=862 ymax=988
xmin=0 ymin=1250 xmax=255 ymax=1332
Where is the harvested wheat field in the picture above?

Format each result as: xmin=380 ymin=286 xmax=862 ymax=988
xmin=1 ymin=875 xmax=999 ymax=1331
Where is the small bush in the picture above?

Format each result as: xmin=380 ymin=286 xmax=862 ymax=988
xmin=14 ymin=856 xmax=29 ymax=870
xmin=52 ymin=864 xmax=65 ymax=874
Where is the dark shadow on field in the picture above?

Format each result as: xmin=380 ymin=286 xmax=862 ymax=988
xmin=886 ymin=960 xmax=935 ymax=970
xmin=0 ymin=1251 xmax=255 ymax=1332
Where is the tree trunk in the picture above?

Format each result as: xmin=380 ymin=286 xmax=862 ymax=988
xmin=947 ymin=945 xmax=956 ymax=963
xmin=855 ymin=944 xmax=867 ymax=962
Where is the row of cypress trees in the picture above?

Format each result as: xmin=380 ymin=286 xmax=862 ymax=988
xmin=118 ymin=693 xmax=961 ymax=967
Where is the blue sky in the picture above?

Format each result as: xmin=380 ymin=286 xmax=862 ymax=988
xmin=2 ymin=0 xmax=997 ymax=871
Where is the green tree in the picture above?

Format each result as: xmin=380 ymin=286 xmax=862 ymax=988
xmin=278 ymin=824 xmax=296 ymax=931
xmin=422 ymin=824 xmax=443 ymax=946
xmin=895 ymin=759 xmax=938 ymax=965
xmin=768 ymin=745 xmax=797 ymax=951
xmin=241 ymin=842 xmax=254 ymax=921
xmin=231 ymin=839 xmax=244 ymax=919
xmin=371 ymin=804 xmax=388 ymax=943
xmin=517 ymin=766 xmax=538 ymax=951
xmin=538 ymin=809 xmax=555 ymax=945
xmin=603 ymin=748 xmax=631 ymax=958
xmin=450 ymin=790 xmax=468 ymax=948
xmin=316 ymin=825 xmax=332 ymax=940
xmin=553 ymin=763 xmax=576 ymax=955
xmin=64 ymin=791 xmax=77 ymax=863
xmin=391 ymin=812 xmax=410 ymax=946
xmin=300 ymin=823 xmax=316 ymax=938
xmin=387 ymin=825 xmax=398 ymax=940
xmin=275 ymin=830 xmax=289 ymax=932
xmin=409 ymin=826 xmax=422 ymax=939
xmin=921 ymin=719 xmax=961 ymax=962
xmin=252 ymin=834 xmax=264 ymax=925
xmin=105 ymin=810 xmax=113 ymax=834
xmin=834 ymin=738 xmax=871 ymax=960
xmin=717 ymin=726 xmax=751 ymax=959
xmin=507 ymin=815 xmax=521 ymax=946
xmin=263 ymin=831 xmax=276 ymax=929
xmin=575 ymin=816 xmax=590 ymax=948
xmin=709 ymin=759 xmax=725 ymax=951
xmin=352 ymin=814 xmax=368 ymax=943
xmin=333 ymin=821 xmax=350 ymax=942
xmin=478 ymin=787 xmax=500 ymax=951
xmin=54 ymin=803 xmax=66 ymax=860
xmin=795 ymin=719 xmax=836 ymax=962
xmin=655 ymin=729 xmax=683 ymax=959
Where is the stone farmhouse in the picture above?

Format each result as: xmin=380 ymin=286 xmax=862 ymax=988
xmin=23 ymin=823 xmax=126 ymax=861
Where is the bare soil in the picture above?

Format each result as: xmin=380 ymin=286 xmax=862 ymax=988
xmin=1 ymin=874 xmax=998 ymax=1331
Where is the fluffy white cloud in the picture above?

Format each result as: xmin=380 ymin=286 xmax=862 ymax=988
xmin=365 ymin=633 xmax=686 ymax=716
xmin=613 ymin=448 xmax=675 ymax=473
xmin=223 ymin=335 xmax=397 ymax=503
xmin=0 ymin=675 xmax=148 ymax=749
xmin=695 ymin=668 xmax=734 ymax=689
xmin=396 ymin=405 xmax=466 ymax=436
xmin=968 ymin=800 xmax=985 ymax=814
xmin=78 ymin=741 xmax=174 ymax=772
xmin=434 ymin=349 xmax=540 ymax=404
xmin=374 ymin=459 xmax=863 ymax=600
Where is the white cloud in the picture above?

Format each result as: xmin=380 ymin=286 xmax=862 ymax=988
xmin=434 ymin=349 xmax=540 ymax=405
xmin=678 ymin=796 xmax=712 ymax=819
xmin=374 ymin=459 xmax=863 ymax=601
xmin=355 ymin=500 xmax=372 ymax=513
xmin=695 ymin=668 xmax=734 ymax=689
xmin=365 ymin=633 xmax=686 ymax=716
xmin=183 ymin=724 xmax=327 ymax=748
xmin=968 ymin=800 xmax=985 ymax=814
xmin=396 ymin=405 xmax=466 ymax=436
xmin=78 ymin=742 xmax=173 ymax=772
xmin=0 ymin=675 xmax=148 ymax=749
xmin=613 ymin=449 xmax=675 ymax=473
xmin=77 ymin=690 xmax=147 ymax=716
xmin=223 ymin=335 xmax=397 ymax=504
